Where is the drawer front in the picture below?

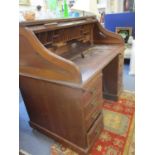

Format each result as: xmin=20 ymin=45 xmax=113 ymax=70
xmin=84 ymin=73 xmax=102 ymax=90
xmin=82 ymin=74 xmax=103 ymax=107
xmin=84 ymin=93 xmax=103 ymax=118
xmin=85 ymin=109 xmax=102 ymax=131
xmin=87 ymin=113 xmax=103 ymax=146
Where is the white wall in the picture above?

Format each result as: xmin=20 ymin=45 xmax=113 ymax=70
xmin=19 ymin=0 xmax=46 ymax=12
xmin=106 ymin=0 xmax=124 ymax=13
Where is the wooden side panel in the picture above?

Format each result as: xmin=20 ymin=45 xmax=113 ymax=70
xmin=103 ymin=55 xmax=119 ymax=95
xmin=19 ymin=27 xmax=82 ymax=84
xmin=20 ymin=75 xmax=86 ymax=148
xmin=102 ymin=53 xmax=124 ymax=100
xmin=93 ymin=22 xmax=125 ymax=44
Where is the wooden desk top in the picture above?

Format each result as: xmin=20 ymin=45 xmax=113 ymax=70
xmin=71 ymin=44 xmax=123 ymax=83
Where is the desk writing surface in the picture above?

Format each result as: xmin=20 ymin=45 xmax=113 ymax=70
xmin=71 ymin=44 xmax=123 ymax=83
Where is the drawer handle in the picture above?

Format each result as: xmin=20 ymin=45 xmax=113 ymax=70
xmin=95 ymin=128 xmax=100 ymax=135
xmin=91 ymin=101 xmax=100 ymax=106
xmin=91 ymin=112 xmax=99 ymax=119
xmin=91 ymin=87 xmax=96 ymax=95
xmin=82 ymin=87 xmax=97 ymax=94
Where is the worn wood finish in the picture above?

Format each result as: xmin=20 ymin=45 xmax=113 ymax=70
xmin=19 ymin=16 xmax=125 ymax=154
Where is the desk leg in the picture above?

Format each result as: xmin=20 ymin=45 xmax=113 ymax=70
xmin=102 ymin=54 xmax=124 ymax=101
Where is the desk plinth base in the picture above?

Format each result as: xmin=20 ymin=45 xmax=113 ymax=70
xmin=103 ymin=93 xmax=119 ymax=101
xmin=29 ymin=121 xmax=99 ymax=155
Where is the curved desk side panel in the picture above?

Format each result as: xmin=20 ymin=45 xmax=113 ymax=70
xmin=19 ymin=27 xmax=82 ymax=84
xmin=94 ymin=22 xmax=125 ymax=44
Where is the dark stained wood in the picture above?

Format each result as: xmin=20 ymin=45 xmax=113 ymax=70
xmin=19 ymin=16 xmax=125 ymax=155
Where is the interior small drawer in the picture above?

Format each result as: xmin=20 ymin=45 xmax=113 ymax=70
xmin=87 ymin=113 xmax=103 ymax=146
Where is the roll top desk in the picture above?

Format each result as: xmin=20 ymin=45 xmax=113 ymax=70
xmin=19 ymin=16 xmax=125 ymax=154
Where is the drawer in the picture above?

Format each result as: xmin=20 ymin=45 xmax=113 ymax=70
xmin=84 ymin=73 xmax=102 ymax=89
xmin=85 ymin=107 xmax=102 ymax=131
xmin=82 ymin=74 xmax=103 ymax=106
xmin=84 ymin=93 xmax=103 ymax=117
xmin=87 ymin=113 xmax=103 ymax=146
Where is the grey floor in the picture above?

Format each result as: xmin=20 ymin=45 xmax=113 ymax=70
xmin=19 ymin=62 xmax=135 ymax=155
